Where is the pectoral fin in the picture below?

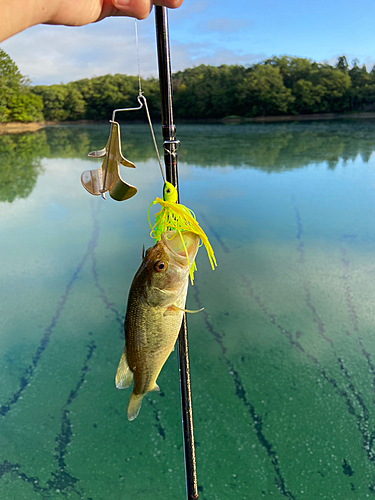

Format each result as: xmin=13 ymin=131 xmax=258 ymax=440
xmin=168 ymin=305 xmax=204 ymax=314
xmin=115 ymin=350 xmax=133 ymax=389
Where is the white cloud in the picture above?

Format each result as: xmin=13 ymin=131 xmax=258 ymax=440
xmin=0 ymin=17 xmax=159 ymax=85
xmin=0 ymin=13 xmax=265 ymax=86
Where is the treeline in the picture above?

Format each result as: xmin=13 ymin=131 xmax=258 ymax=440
xmin=2 ymin=48 xmax=375 ymax=122
xmin=33 ymin=75 xmax=160 ymax=121
xmin=173 ymin=56 xmax=375 ymax=118
xmin=32 ymin=56 xmax=375 ymax=120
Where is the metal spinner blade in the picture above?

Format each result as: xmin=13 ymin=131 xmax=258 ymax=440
xmin=81 ymin=121 xmax=137 ymax=201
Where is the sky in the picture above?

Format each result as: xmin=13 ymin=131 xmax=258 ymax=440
xmin=1 ymin=0 xmax=375 ymax=86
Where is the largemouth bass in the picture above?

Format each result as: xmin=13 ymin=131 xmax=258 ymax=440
xmin=116 ymin=230 xmax=200 ymax=421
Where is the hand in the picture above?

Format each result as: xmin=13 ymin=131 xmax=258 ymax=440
xmin=47 ymin=0 xmax=184 ymax=26
xmin=1 ymin=0 xmax=183 ymax=42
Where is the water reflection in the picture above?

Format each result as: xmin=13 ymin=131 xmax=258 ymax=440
xmin=1 ymin=120 xmax=375 ymax=203
xmin=178 ymin=120 xmax=375 ymax=169
xmin=45 ymin=120 xmax=375 ymax=170
xmin=0 ymin=133 xmax=48 ymax=203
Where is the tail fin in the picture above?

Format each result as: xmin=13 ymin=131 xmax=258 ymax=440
xmin=127 ymin=392 xmax=144 ymax=421
xmin=115 ymin=350 xmax=133 ymax=389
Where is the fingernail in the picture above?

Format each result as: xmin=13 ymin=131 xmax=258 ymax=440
xmin=114 ymin=0 xmax=150 ymax=19
xmin=114 ymin=0 xmax=131 ymax=8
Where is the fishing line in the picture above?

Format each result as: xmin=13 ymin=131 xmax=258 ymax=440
xmin=139 ymin=95 xmax=165 ymax=183
xmin=135 ymin=20 xmax=142 ymax=95
xmin=134 ymin=21 xmax=165 ymax=183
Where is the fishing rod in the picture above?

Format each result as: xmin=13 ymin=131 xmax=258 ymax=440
xmin=154 ymin=6 xmax=199 ymax=500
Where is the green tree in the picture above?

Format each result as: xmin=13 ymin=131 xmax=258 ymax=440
xmin=238 ymin=64 xmax=294 ymax=116
xmin=7 ymin=93 xmax=43 ymax=122
xmin=0 ymin=49 xmax=43 ymax=122
xmin=264 ymin=56 xmax=315 ymax=88
xmin=72 ymin=74 xmax=142 ymax=120
xmin=292 ymin=79 xmax=325 ymax=113
xmin=32 ymin=84 xmax=86 ymax=121
xmin=263 ymin=56 xmax=351 ymax=113
xmin=0 ymin=48 xmax=25 ymax=121
xmin=346 ymin=60 xmax=373 ymax=110
xmin=349 ymin=59 xmax=371 ymax=87
xmin=306 ymin=66 xmax=351 ymax=112
xmin=174 ymin=64 xmax=246 ymax=119
xmin=336 ymin=56 xmax=349 ymax=72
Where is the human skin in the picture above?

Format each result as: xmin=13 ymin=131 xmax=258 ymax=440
xmin=0 ymin=0 xmax=183 ymax=42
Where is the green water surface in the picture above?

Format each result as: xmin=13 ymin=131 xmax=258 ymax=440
xmin=1 ymin=120 xmax=375 ymax=499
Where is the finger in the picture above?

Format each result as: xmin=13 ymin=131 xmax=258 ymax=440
xmin=113 ymin=0 xmax=153 ymax=20
xmin=153 ymin=0 xmax=184 ymax=8
xmin=112 ymin=0 xmax=183 ymax=20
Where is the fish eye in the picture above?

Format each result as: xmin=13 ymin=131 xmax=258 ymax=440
xmin=166 ymin=188 xmax=171 ymax=194
xmin=154 ymin=261 xmax=167 ymax=272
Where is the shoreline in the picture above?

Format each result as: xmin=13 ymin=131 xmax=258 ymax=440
xmin=0 ymin=122 xmax=47 ymax=134
xmin=221 ymin=112 xmax=375 ymax=123
xmin=2 ymin=112 xmax=375 ymax=134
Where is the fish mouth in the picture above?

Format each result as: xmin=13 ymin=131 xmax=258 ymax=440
xmin=161 ymin=230 xmax=200 ymax=265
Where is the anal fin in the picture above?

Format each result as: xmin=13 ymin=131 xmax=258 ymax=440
xmin=115 ymin=350 xmax=133 ymax=389
xmin=127 ymin=392 xmax=144 ymax=421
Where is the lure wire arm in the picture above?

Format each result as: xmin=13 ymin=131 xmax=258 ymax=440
xmin=101 ymin=93 xmax=166 ymax=195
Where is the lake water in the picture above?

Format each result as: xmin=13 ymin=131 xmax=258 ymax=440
xmin=1 ymin=120 xmax=375 ymax=499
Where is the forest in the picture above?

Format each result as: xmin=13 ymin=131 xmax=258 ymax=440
xmin=1 ymin=48 xmax=375 ymax=122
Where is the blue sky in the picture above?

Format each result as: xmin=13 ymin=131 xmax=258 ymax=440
xmin=1 ymin=0 xmax=374 ymax=85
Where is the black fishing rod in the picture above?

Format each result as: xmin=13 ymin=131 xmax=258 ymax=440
xmin=154 ymin=6 xmax=199 ymax=500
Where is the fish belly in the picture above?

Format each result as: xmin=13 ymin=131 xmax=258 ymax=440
xmin=125 ymin=305 xmax=184 ymax=421
xmin=130 ymin=306 xmax=184 ymax=396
